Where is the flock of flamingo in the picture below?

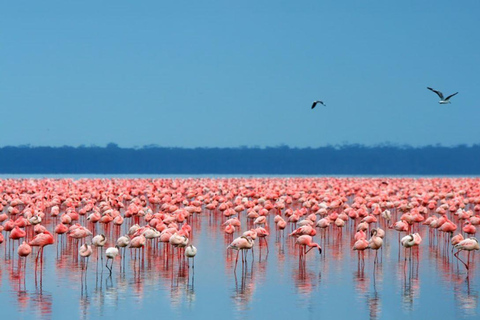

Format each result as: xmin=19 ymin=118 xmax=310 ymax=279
xmin=0 ymin=177 xmax=479 ymax=286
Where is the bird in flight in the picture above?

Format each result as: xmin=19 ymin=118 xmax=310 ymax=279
xmin=427 ymin=87 xmax=458 ymax=104
xmin=311 ymin=100 xmax=326 ymax=109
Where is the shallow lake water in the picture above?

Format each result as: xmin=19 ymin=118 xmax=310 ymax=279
xmin=0 ymin=177 xmax=478 ymax=319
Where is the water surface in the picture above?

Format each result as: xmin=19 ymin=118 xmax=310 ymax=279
xmin=0 ymin=177 xmax=478 ymax=320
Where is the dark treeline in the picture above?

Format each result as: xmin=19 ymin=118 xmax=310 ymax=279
xmin=0 ymin=143 xmax=478 ymax=175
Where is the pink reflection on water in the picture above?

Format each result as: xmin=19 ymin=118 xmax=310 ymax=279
xmin=0 ymin=178 xmax=479 ymax=318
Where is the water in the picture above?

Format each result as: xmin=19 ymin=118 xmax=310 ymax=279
xmin=0 ymin=177 xmax=479 ymax=319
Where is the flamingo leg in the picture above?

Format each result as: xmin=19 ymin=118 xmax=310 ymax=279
xmin=454 ymin=250 xmax=469 ymax=270
xmin=234 ymin=250 xmax=239 ymax=272
xmin=35 ymin=248 xmax=41 ymax=264
xmin=299 ymin=245 xmax=304 ymax=262
xmin=106 ymin=258 xmax=112 ymax=274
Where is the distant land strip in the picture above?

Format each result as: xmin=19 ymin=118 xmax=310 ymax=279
xmin=0 ymin=143 xmax=478 ymax=174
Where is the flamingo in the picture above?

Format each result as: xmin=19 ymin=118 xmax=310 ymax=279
xmin=116 ymin=235 xmax=130 ymax=248
xmin=129 ymin=234 xmax=147 ymax=260
xmin=296 ymin=235 xmax=322 ymax=258
xmin=10 ymin=226 xmax=26 ymax=240
xmin=454 ymin=237 xmax=480 ymax=271
xmin=28 ymin=231 xmax=54 ymax=265
xmin=463 ymin=221 xmax=476 ymax=236
xmin=92 ymin=234 xmax=107 ymax=263
xmin=225 ymin=224 xmax=235 ymax=234
xmin=401 ymin=233 xmax=421 ymax=260
xmin=169 ymin=232 xmax=189 ymax=248
xmin=227 ymin=236 xmax=254 ymax=272
xmin=79 ymin=243 xmax=93 ymax=270
xmin=105 ymin=246 xmax=119 ymax=274
xmin=17 ymin=241 xmax=32 ymax=269
xmin=316 ymin=218 xmax=330 ymax=229
xmin=368 ymin=229 xmax=383 ymax=264
xmin=353 ymin=238 xmax=369 ymax=266
xmin=254 ymin=227 xmax=270 ymax=253
xmin=354 ymin=229 xmax=366 ymax=241
xmin=185 ymin=244 xmax=197 ymax=268
xmin=17 ymin=241 xmax=32 ymax=257
xmin=289 ymin=225 xmax=316 ymax=237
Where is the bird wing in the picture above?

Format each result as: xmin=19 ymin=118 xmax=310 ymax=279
xmin=427 ymin=87 xmax=444 ymax=100
xmin=445 ymin=92 xmax=458 ymax=101
xmin=311 ymin=101 xmax=326 ymax=109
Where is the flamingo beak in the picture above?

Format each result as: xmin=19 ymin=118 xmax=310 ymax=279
xmin=319 ymin=248 xmax=322 ymax=254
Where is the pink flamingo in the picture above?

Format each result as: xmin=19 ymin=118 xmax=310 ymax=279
xmin=353 ymin=238 xmax=369 ymax=266
xmin=227 ymin=236 xmax=254 ymax=272
xmin=28 ymin=231 xmax=54 ymax=265
xmin=254 ymin=227 xmax=270 ymax=253
xmin=368 ymin=229 xmax=383 ymax=264
xmin=296 ymin=235 xmax=322 ymax=260
xmin=17 ymin=241 xmax=32 ymax=269
xmin=454 ymin=237 xmax=480 ymax=271
xmin=463 ymin=221 xmax=476 ymax=236
xmin=79 ymin=243 xmax=93 ymax=270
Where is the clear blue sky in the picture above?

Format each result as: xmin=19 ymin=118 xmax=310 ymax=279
xmin=1 ymin=1 xmax=479 ymax=148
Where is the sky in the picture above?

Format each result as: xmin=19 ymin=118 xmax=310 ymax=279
xmin=1 ymin=1 xmax=479 ymax=148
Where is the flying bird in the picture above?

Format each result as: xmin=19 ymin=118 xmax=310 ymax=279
xmin=311 ymin=100 xmax=326 ymax=109
xmin=427 ymin=87 xmax=458 ymax=104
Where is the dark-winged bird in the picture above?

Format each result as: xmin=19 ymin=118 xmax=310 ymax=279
xmin=311 ymin=100 xmax=326 ymax=109
xmin=427 ymin=87 xmax=458 ymax=104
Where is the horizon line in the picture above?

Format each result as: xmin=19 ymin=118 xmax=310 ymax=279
xmin=2 ymin=142 xmax=479 ymax=149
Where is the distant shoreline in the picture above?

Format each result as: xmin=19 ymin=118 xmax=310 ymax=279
xmin=0 ymin=144 xmax=479 ymax=174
